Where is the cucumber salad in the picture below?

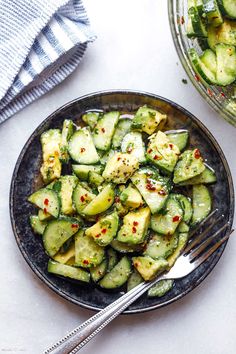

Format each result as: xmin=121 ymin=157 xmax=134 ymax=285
xmin=28 ymin=106 xmax=217 ymax=298
xmin=187 ymin=0 xmax=236 ymax=87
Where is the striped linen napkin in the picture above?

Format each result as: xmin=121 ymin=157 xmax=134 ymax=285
xmin=0 ymin=0 xmax=95 ymax=124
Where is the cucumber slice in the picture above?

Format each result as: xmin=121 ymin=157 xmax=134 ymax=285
xmin=75 ymin=230 xmax=105 ymax=268
xmin=144 ymin=232 xmax=179 ymax=259
xmin=196 ymin=0 xmax=204 ymax=15
xmin=93 ymin=112 xmax=120 ymax=151
xmin=203 ymin=0 xmax=223 ymax=27
xmin=117 ymin=207 xmax=151 ymax=245
xmin=146 ymin=131 xmax=180 ymax=174
xmin=57 ymin=175 xmax=78 ymax=215
xmin=43 ymin=218 xmax=80 ymax=257
xmin=200 ymin=49 xmax=217 ymax=75
xmin=121 ymin=132 xmax=146 ymax=163
xmin=60 ymin=119 xmax=75 ymax=163
xmin=107 ymin=248 xmax=118 ymax=271
xmin=99 ymin=256 xmax=131 ymax=289
xmin=131 ymin=167 xmax=172 ymax=214
xmin=88 ymin=171 xmax=104 ymax=187
xmin=150 ymin=195 xmax=183 ymax=235
xmin=85 ymin=212 xmax=119 ymax=246
xmin=72 ymin=164 xmax=103 ymax=180
xmin=217 ymin=0 xmax=236 ymax=19
xmin=187 ymin=6 xmax=207 ymax=37
xmin=28 ymin=188 xmax=60 ymax=218
xmin=167 ymin=233 xmax=189 ymax=268
xmin=131 ymin=105 xmax=167 ymax=135
xmin=30 ymin=215 xmax=47 ymax=235
xmin=82 ymin=112 xmax=100 ymax=129
xmin=132 ymin=256 xmax=168 ymax=281
xmin=53 ymin=243 xmax=75 ymax=264
xmin=178 ymin=164 xmax=217 ymax=185
xmin=174 ymin=194 xmax=193 ymax=224
xmin=38 ymin=209 xmax=53 ymax=221
xmin=68 ymin=128 xmax=99 ymax=164
xmin=82 ymin=184 xmax=115 ymax=216
xmin=165 ymin=130 xmax=189 ymax=151
xmin=112 ymin=118 xmax=132 ymax=148
xmin=189 ymin=48 xmax=217 ymax=84
xmin=73 ymin=184 xmax=96 ymax=215
xmin=178 ymin=221 xmax=190 ymax=233
xmin=48 ymin=260 xmax=90 ymax=283
xmin=216 ymin=44 xmax=236 ymax=86
xmin=148 ymin=279 xmax=174 ymax=298
xmin=173 ymin=149 xmax=206 ymax=184
xmin=90 ymin=259 xmax=108 ymax=282
xmin=192 ymin=184 xmax=212 ymax=225
xmin=127 ymin=269 xmax=143 ymax=291
xmin=111 ymin=239 xmax=144 ymax=253
xmin=207 ymin=20 xmax=236 ymax=50
xmin=40 ymin=129 xmax=62 ymax=183
xmin=102 ymin=152 xmax=139 ymax=184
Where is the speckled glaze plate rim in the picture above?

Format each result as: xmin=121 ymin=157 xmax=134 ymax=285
xmin=10 ymin=90 xmax=235 ymax=314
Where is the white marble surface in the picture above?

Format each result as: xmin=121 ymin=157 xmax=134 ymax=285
xmin=0 ymin=1 xmax=236 ymax=353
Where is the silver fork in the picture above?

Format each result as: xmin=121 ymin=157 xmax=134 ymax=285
xmin=44 ymin=214 xmax=233 ymax=354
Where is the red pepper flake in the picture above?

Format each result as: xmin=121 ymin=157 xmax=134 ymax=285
xmin=220 ymin=92 xmax=226 ymax=98
xmin=146 ymin=183 xmax=156 ymax=191
xmin=95 ymin=234 xmax=100 ymax=238
xmin=127 ymin=147 xmax=133 ymax=153
xmin=101 ymin=128 xmax=105 ymax=133
xmin=180 ymin=16 xmax=185 ymax=24
xmin=83 ymin=260 xmax=89 ymax=265
xmin=115 ymin=196 xmax=120 ymax=203
xmin=108 ymin=198 xmax=111 ymax=202
xmin=194 ymin=74 xmax=200 ymax=82
xmin=194 ymin=149 xmax=201 ymax=159
xmin=44 ymin=198 xmax=49 ymax=206
xmin=71 ymin=223 xmax=78 ymax=228
xmin=172 ymin=215 xmax=180 ymax=222
xmin=207 ymin=88 xmax=213 ymax=97
xmin=101 ymin=228 xmax=107 ymax=234
xmin=117 ymin=157 xmax=121 ymax=161
xmin=154 ymin=154 xmax=162 ymax=160
xmin=169 ymin=143 xmax=174 ymax=150
xmin=132 ymin=227 xmax=137 ymax=233
xmin=147 ymin=149 xmax=153 ymax=154
xmin=80 ymin=147 xmax=86 ymax=153
xmin=158 ymin=189 xmax=167 ymax=196
xmin=43 ymin=208 xmax=47 ymax=214
xmin=133 ymin=221 xmax=139 ymax=226
xmin=80 ymin=195 xmax=85 ymax=202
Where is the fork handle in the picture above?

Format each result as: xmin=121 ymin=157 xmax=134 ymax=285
xmin=44 ymin=276 xmax=166 ymax=354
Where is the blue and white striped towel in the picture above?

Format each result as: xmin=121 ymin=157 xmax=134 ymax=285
xmin=0 ymin=0 xmax=95 ymax=124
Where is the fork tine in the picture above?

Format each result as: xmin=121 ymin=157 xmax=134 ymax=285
xmin=184 ymin=213 xmax=224 ymax=253
xmin=187 ymin=222 xmax=229 ymax=261
xmin=191 ymin=229 xmax=234 ymax=268
xmin=188 ymin=209 xmax=218 ymax=239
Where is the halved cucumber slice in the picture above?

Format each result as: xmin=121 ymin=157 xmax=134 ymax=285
xmin=200 ymin=49 xmax=217 ymax=75
xmin=132 ymin=256 xmax=168 ymax=281
xmin=150 ymin=196 xmax=183 ymax=235
xmin=144 ymin=232 xmax=179 ymax=259
xmin=216 ymin=44 xmax=236 ymax=86
xmin=127 ymin=269 xmax=143 ymax=291
xmin=53 ymin=243 xmax=75 ymax=265
xmin=57 ymin=175 xmax=78 ymax=215
xmin=187 ymin=6 xmax=207 ymax=37
xmin=192 ymin=184 xmax=212 ymax=225
xmin=28 ymin=188 xmax=60 ymax=218
xmin=88 ymin=171 xmax=104 ymax=187
xmin=178 ymin=221 xmax=190 ymax=233
xmin=121 ymin=132 xmax=146 ymax=163
xmin=82 ymin=184 xmax=115 ymax=216
xmin=90 ymin=259 xmax=108 ymax=282
xmin=167 ymin=233 xmax=189 ymax=268
xmin=30 ymin=215 xmax=47 ymax=235
xmin=73 ymin=184 xmax=96 ymax=215
xmin=82 ymin=111 xmax=100 ymax=129
xmin=107 ymin=248 xmax=119 ymax=271
xmin=68 ymin=128 xmax=99 ymax=164
xmin=178 ymin=164 xmax=217 ymax=185
xmin=217 ymin=0 xmax=236 ymax=19
xmin=93 ymin=112 xmax=120 ymax=151
xmin=207 ymin=19 xmax=236 ymax=50
xmin=203 ymin=0 xmax=223 ymax=27
xmin=43 ymin=218 xmax=80 ymax=257
xmin=174 ymin=194 xmax=193 ymax=224
xmin=111 ymin=239 xmax=144 ymax=253
xmin=48 ymin=260 xmax=90 ymax=283
xmin=38 ymin=209 xmax=53 ymax=221
xmin=189 ymin=48 xmax=217 ymax=84
xmin=72 ymin=164 xmax=103 ymax=180
xmin=99 ymin=256 xmax=131 ymax=289
xmin=75 ymin=230 xmax=105 ymax=268
xmin=131 ymin=167 xmax=171 ymax=214
xmin=165 ymin=130 xmax=189 ymax=151
xmin=112 ymin=118 xmax=132 ymax=148
xmin=148 ymin=279 xmax=174 ymax=298
xmin=60 ymin=119 xmax=75 ymax=163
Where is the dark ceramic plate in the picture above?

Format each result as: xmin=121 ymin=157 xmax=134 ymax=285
xmin=10 ymin=90 xmax=234 ymax=314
